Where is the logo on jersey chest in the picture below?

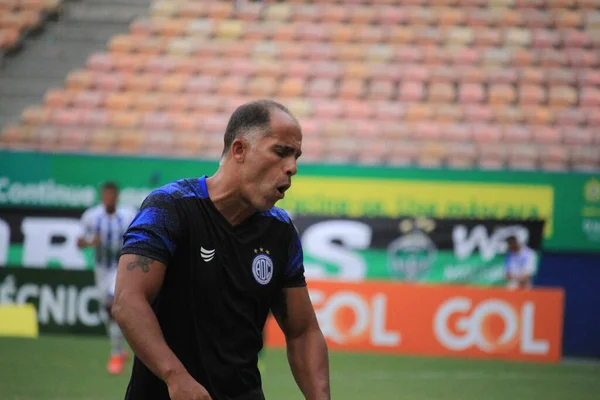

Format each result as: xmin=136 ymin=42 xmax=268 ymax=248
xmin=252 ymin=248 xmax=274 ymax=285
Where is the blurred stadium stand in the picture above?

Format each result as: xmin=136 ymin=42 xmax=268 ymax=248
xmin=0 ymin=0 xmax=599 ymax=171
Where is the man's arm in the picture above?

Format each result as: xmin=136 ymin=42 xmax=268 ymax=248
xmin=113 ymin=254 xmax=211 ymax=400
xmin=271 ymin=286 xmax=330 ymax=400
xmin=77 ymin=209 xmax=99 ymax=248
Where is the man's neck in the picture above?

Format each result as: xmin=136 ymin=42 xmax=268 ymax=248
xmin=206 ymin=168 xmax=255 ymax=226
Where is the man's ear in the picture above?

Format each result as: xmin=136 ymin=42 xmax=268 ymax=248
xmin=231 ymin=138 xmax=247 ymax=163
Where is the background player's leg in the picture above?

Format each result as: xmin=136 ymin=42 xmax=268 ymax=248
xmin=105 ymin=268 xmax=127 ymax=375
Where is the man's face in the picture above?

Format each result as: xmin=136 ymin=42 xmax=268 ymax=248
xmin=101 ymin=188 xmax=118 ymax=211
xmin=507 ymin=239 xmax=520 ymax=253
xmin=238 ymin=109 xmax=302 ymax=211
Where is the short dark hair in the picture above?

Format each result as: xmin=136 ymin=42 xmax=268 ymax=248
xmin=101 ymin=181 xmax=119 ymax=192
xmin=221 ymin=99 xmax=297 ymax=157
xmin=506 ymin=235 xmax=518 ymax=243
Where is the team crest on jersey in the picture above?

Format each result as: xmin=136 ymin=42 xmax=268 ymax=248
xmin=252 ymin=248 xmax=273 ymax=285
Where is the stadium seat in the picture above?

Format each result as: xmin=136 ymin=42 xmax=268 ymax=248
xmin=44 ymin=89 xmax=74 ymax=108
xmin=286 ymin=98 xmax=313 ymax=118
xmin=21 ymin=106 xmax=51 ymax=126
xmin=312 ymin=101 xmax=343 ymax=119
xmin=338 ymin=79 xmax=365 ymax=100
xmin=459 ymin=83 xmax=486 ymax=103
xmin=73 ymin=91 xmax=105 ymax=109
xmin=429 ymin=83 xmax=455 ymax=103
xmin=494 ymin=106 xmax=525 ymax=124
xmin=443 ymin=123 xmax=473 ymax=142
xmin=104 ymin=92 xmax=134 ymax=110
xmin=115 ymin=130 xmax=145 ymax=154
xmin=477 ymin=143 xmax=507 ymax=170
xmin=563 ymin=128 xmax=593 ymax=145
xmin=504 ymin=125 xmax=532 ymax=143
xmin=368 ymin=81 xmax=395 ymax=101
xmin=278 ymin=78 xmax=304 ymax=97
xmin=110 ymin=111 xmax=141 ymax=129
xmin=81 ymin=109 xmax=109 ymax=128
xmin=387 ymin=141 xmax=421 ymax=166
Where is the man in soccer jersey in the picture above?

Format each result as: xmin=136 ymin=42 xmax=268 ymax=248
xmin=505 ymin=235 xmax=537 ymax=290
xmin=78 ymin=181 xmax=136 ymax=375
xmin=113 ymin=100 xmax=330 ymax=400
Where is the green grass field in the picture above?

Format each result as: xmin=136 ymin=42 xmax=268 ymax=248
xmin=1 ymin=336 xmax=599 ymax=400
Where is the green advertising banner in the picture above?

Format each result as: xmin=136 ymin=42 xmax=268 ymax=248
xmin=294 ymin=216 xmax=544 ymax=285
xmin=0 ymin=267 xmax=105 ymax=335
xmin=1 ymin=150 xmax=599 ymax=252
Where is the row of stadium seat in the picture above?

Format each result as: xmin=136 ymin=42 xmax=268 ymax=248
xmin=106 ymin=36 xmax=600 ymax=68
xmin=149 ymin=1 xmax=600 ymax=25
xmin=86 ymin=53 xmax=600 ymax=87
xmin=38 ymin=90 xmax=600 ymax=127
xmin=16 ymin=109 xmax=600 ymax=147
xmin=2 ymin=124 xmax=598 ymax=171
xmin=129 ymin=17 xmax=600 ymax=49
xmin=54 ymin=74 xmax=600 ymax=106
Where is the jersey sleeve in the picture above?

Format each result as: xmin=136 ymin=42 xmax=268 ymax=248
xmin=283 ymin=222 xmax=307 ymax=288
xmin=121 ymin=190 xmax=182 ymax=266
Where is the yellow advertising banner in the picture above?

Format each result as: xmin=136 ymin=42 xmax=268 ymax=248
xmin=280 ymin=177 xmax=555 ymax=237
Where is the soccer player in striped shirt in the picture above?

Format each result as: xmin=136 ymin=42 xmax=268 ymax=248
xmin=78 ymin=181 xmax=136 ymax=374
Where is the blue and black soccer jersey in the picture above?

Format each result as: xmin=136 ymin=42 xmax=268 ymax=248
xmin=120 ymin=176 xmax=306 ymax=400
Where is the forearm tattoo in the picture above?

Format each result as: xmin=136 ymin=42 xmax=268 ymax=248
xmin=126 ymin=255 xmax=154 ymax=273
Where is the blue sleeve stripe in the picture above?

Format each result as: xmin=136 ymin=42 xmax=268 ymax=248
xmin=285 ymin=228 xmax=304 ymax=277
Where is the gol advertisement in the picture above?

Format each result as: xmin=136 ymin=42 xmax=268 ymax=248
xmin=265 ymin=281 xmax=564 ymax=363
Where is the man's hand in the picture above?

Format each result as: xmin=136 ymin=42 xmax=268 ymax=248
xmin=167 ymin=371 xmax=212 ymax=400
xmin=77 ymin=236 xmax=100 ymax=248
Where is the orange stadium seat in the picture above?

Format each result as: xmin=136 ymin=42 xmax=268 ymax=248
xmin=104 ymin=92 xmax=134 ymax=110
xmin=286 ymin=99 xmax=313 ymax=118
xmin=157 ymin=74 xmax=187 ymax=93
xmin=172 ymin=132 xmax=204 ymax=156
xmin=563 ymin=128 xmax=593 ymax=145
xmin=110 ymin=111 xmax=141 ymax=129
xmin=556 ymin=109 xmax=586 ymax=126
xmin=540 ymin=145 xmax=569 ymax=171
xmin=133 ymin=93 xmax=165 ymax=112
xmin=52 ymin=108 xmax=83 ymax=127
xmin=459 ymin=83 xmax=486 ymax=103
xmin=278 ymin=77 xmax=305 ymax=97
xmin=72 ymin=91 xmax=105 ymax=109
xmin=115 ymin=130 xmax=145 ymax=154
xmin=150 ymin=1 xmax=177 ymax=18
xmin=399 ymin=82 xmax=425 ymax=102
xmin=44 ymin=89 xmax=74 ymax=108
xmin=312 ymin=100 xmax=343 ymax=119
xmin=533 ymin=127 xmax=561 ymax=144
xmin=81 ymin=109 xmax=109 ymax=128
xmin=338 ymin=79 xmax=365 ymax=100
xmin=21 ymin=106 xmax=51 ymax=126
xmin=436 ymin=104 xmax=463 ymax=122
xmin=443 ymin=123 xmax=473 ymax=142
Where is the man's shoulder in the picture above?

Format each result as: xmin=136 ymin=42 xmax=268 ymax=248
xmin=260 ymin=206 xmax=292 ymax=224
xmin=150 ymin=178 xmax=208 ymax=202
xmin=523 ymin=247 xmax=536 ymax=257
xmin=82 ymin=204 xmax=104 ymax=219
